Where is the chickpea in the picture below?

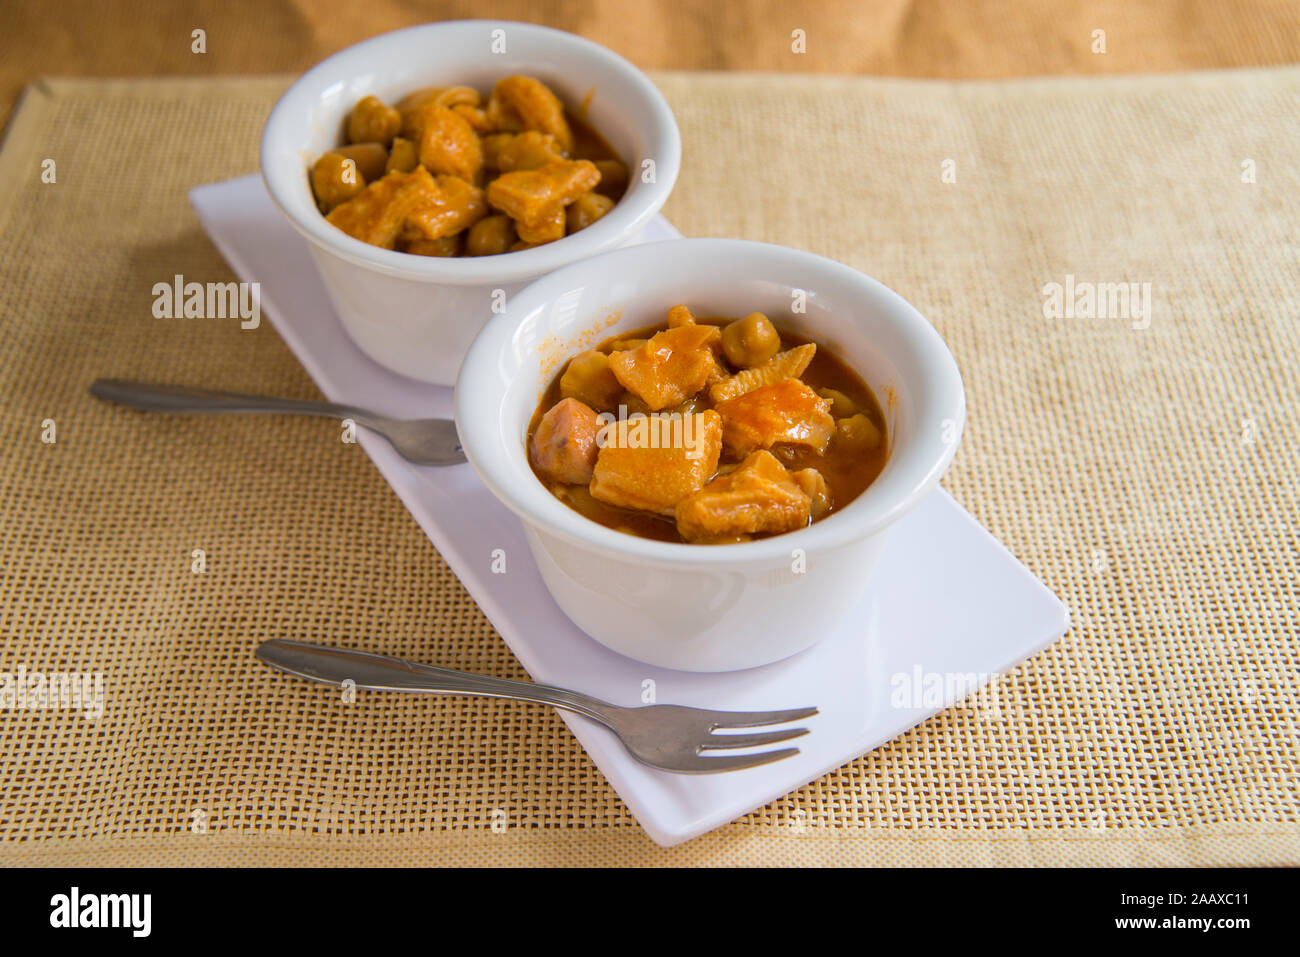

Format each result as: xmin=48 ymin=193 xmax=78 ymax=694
xmin=310 ymin=152 xmax=365 ymax=213
xmin=312 ymin=77 xmax=626 ymax=263
xmin=560 ymin=351 xmax=622 ymax=411
xmin=385 ymin=137 xmax=418 ymax=174
xmin=816 ymin=387 xmax=859 ymax=418
xmin=327 ymin=143 xmax=389 ymax=182
xmin=466 ymin=215 xmax=515 ymax=256
xmin=566 ymin=192 xmax=615 ymax=233
xmin=721 ymin=312 xmax=781 ymax=368
xmin=668 ymin=395 xmax=707 ymax=416
xmin=403 ymin=234 xmax=461 ymax=257
xmin=480 ymin=133 xmax=515 ymax=171
xmin=617 ymin=390 xmax=653 ymax=417
xmin=347 ymin=95 xmax=401 ymax=148
xmin=835 ymin=414 xmax=883 ymax=451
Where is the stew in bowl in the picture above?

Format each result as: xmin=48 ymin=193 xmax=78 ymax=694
xmin=454 ymin=238 xmax=964 ymax=671
xmin=310 ymin=76 xmax=630 ymax=257
xmin=527 ymin=304 xmax=889 ymax=543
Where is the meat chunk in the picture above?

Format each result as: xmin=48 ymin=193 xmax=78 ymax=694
xmin=487 ymin=159 xmax=600 ymax=227
xmin=709 ymin=343 xmax=816 ymax=402
xmin=714 ymin=379 xmax=835 ymax=456
xmin=666 ymin=304 xmax=695 ymax=327
xmin=497 ymin=131 xmax=565 ymax=172
xmin=452 ymin=103 xmax=492 ymax=133
xmin=675 ymin=450 xmax=811 ymax=543
xmin=397 ymin=86 xmax=481 ymax=140
xmin=791 ymin=467 xmax=832 ymax=519
xmin=529 ymin=398 xmax=602 ymax=485
xmin=515 ymin=206 xmax=565 ymax=244
xmin=417 ymin=104 xmax=483 ymax=181
xmin=326 ymin=167 xmax=450 ymax=249
xmin=608 ymin=324 xmax=722 ymax=411
xmin=589 ymin=411 xmax=722 ymax=515
xmin=403 ymin=174 xmax=486 ymax=240
xmin=486 ymin=75 xmax=574 ymax=152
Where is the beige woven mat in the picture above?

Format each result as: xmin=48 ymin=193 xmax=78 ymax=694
xmin=1 ymin=70 xmax=1297 ymax=867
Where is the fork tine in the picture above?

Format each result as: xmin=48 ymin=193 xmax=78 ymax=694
xmin=704 ymin=706 xmax=819 ymax=730
xmin=701 ymin=726 xmax=810 ymax=750
xmin=671 ymin=747 xmax=803 ymax=772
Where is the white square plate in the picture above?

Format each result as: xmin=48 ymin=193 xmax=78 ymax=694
xmin=191 ymin=175 xmax=1069 ymax=847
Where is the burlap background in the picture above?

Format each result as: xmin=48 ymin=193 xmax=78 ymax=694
xmin=0 ymin=66 xmax=1297 ymax=865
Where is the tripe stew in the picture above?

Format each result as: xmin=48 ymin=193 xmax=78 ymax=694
xmin=527 ymin=305 xmax=889 ymax=544
xmin=309 ymin=76 xmax=628 ymax=256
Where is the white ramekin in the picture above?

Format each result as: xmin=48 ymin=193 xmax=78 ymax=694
xmin=455 ymin=239 xmax=966 ymax=672
xmin=260 ymin=20 xmax=681 ymax=385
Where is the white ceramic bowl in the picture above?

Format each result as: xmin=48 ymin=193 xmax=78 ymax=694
xmin=260 ymin=20 xmax=681 ymax=385
xmin=455 ymin=239 xmax=966 ymax=672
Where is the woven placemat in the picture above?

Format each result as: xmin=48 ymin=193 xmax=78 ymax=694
xmin=0 ymin=70 xmax=1297 ymax=866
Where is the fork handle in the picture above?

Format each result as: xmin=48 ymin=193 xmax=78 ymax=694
xmin=90 ymin=378 xmax=367 ymax=423
xmin=255 ymin=639 xmax=620 ymax=726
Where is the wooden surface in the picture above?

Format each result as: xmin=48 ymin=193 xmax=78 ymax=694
xmin=3 ymin=0 xmax=1300 ymax=126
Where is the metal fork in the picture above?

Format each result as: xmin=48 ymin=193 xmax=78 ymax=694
xmin=256 ymin=639 xmax=817 ymax=773
xmin=89 ymin=378 xmax=465 ymax=466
